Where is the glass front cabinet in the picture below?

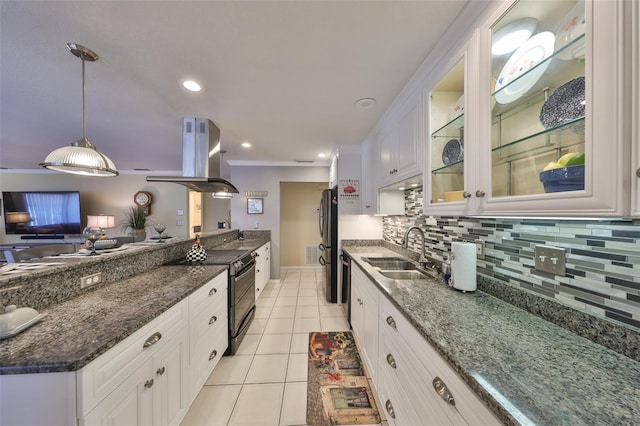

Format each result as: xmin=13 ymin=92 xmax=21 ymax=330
xmin=424 ymin=0 xmax=630 ymax=216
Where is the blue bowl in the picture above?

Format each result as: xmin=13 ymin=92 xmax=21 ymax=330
xmin=539 ymin=164 xmax=585 ymax=193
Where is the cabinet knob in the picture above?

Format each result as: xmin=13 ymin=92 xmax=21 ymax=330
xmin=209 ymin=287 xmax=217 ymax=296
xmin=143 ymin=332 xmax=162 ymax=349
xmin=386 ymin=353 xmax=397 ymax=369
xmin=463 ymin=192 xmax=471 ymax=199
xmin=386 ymin=316 xmax=397 ymax=329
xmin=636 ymin=168 xmax=640 ymax=178
xmin=432 ymin=377 xmax=456 ymax=406
xmin=475 ymin=190 xmax=486 ymax=198
xmin=156 ymin=366 xmax=165 ymax=376
xmin=144 ymin=379 xmax=154 ymax=389
xmin=209 ymin=315 xmax=218 ymax=325
xmin=385 ymin=400 xmax=396 ymax=419
xmin=209 ymin=349 xmax=218 ymax=361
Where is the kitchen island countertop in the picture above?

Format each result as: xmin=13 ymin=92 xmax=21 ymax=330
xmin=343 ymin=245 xmax=640 ymax=426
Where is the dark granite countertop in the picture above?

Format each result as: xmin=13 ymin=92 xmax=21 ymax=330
xmin=343 ymin=246 xmax=640 ymax=426
xmin=0 ymin=264 xmax=227 ymax=375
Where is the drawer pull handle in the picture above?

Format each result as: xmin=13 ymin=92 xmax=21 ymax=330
xmin=209 ymin=315 xmax=218 ymax=325
xmin=386 ymin=353 xmax=397 ymax=369
xmin=432 ymin=377 xmax=456 ymax=406
xmin=209 ymin=287 xmax=217 ymax=296
xmin=143 ymin=332 xmax=162 ymax=349
xmin=209 ymin=349 xmax=218 ymax=361
xmin=156 ymin=367 xmax=165 ymax=376
xmin=386 ymin=316 xmax=397 ymax=329
xmin=144 ymin=379 xmax=154 ymax=389
xmin=385 ymin=400 xmax=396 ymax=419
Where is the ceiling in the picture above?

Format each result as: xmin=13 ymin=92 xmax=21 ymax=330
xmin=0 ymin=0 xmax=469 ymax=172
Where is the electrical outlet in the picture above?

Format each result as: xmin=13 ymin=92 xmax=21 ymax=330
xmin=475 ymin=239 xmax=485 ymax=259
xmin=176 ymin=220 xmax=185 ymax=226
xmin=535 ymin=245 xmax=566 ymax=275
xmin=80 ymin=272 xmax=102 ymax=289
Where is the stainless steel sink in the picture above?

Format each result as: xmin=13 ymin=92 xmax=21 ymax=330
xmin=378 ymin=270 xmax=431 ymax=280
xmin=362 ymin=257 xmax=417 ymax=270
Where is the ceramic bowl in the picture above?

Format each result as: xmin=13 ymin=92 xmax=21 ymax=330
xmin=93 ymin=239 xmax=117 ymax=250
xmin=539 ymin=165 xmax=584 ymax=193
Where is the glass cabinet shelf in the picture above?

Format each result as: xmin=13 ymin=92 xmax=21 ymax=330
xmin=491 ymin=116 xmax=584 ymax=166
xmin=431 ymin=114 xmax=464 ymax=138
xmin=433 ymin=160 xmax=464 ymax=175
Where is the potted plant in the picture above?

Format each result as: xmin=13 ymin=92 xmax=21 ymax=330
xmin=121 ymin=206 xmax=149 ymax=242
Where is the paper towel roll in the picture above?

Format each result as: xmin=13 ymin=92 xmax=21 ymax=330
xmin=451 ymin=242 xmax=477 ymax=292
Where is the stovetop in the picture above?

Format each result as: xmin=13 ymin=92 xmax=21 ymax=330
xmin=168 ymin=249 xmax=254 ymax=274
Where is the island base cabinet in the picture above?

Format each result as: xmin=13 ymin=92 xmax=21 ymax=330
xmin=0 ymin=371 xmax=76 ymax=426
xmin=82 ymin=318 xmax=189 ymax=426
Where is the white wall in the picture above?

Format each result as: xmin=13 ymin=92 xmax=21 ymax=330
xmin=230 ymin=165 xmax=329 ymax=279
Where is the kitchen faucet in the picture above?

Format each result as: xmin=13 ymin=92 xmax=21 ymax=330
xmin=402 ymin=226 xmax=441 ymax=274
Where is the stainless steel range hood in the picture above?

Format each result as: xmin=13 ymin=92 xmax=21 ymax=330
xmin=147 ymin=118 xmax=239 ymax=194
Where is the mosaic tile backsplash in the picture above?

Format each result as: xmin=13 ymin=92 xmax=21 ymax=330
xmin=385 ymin=187 xmax=640 ymax=331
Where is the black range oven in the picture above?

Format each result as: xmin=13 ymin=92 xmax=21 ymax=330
xmin=170 ymin=249 xmax=256 ymax=355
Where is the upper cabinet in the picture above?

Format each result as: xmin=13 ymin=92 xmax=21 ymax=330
xmin=422 ymin=0 xmax=632 ymax=217
xmin=376 ymin=93 xmax=424 ymax=188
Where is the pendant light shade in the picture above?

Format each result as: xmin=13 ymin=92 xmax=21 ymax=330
xmin=40 ymin=43 xmax=119 ymax=177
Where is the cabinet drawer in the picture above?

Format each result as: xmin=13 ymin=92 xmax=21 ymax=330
xmin=190 ymin=323 xmax=228 ymax=395
xmin=190 ymin=290 xmax=228 ymax=358
xmin=189 ymin=271 xmax=228 ymax=314
xmin=380 ymin=324 xmax=463 ymax=425
xmin=376 ymin=363 xmax=421 ymax=426
xmin=78 ymin=299 xmax=189 ymax=416
xmin=380 ymin=298 xmax=499 ymax=425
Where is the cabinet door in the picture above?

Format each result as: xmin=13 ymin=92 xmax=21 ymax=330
xmin=377 ymin=126 xmax=397 ymax=185
xmin=361 ymin=137 xmax=378 ymax=213
xmin=396 ymin=99 xmax=422 ymax=181
xmin=82 ymin=361 xmax=154 ymax=426
xmin=426 ymin=52 xmax=470 ymax=214
xmin=350 ymin=265 xmax=378 ymax=383
xmin=153 ymin=330 xmax=189 ymax=426
xmin=632 ymin=0 xmax=640 ymax=216
xmin=478 ymin=0 xmax=627 ymax=215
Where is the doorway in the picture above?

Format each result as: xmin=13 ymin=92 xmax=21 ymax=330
xmin=280 ymin=182 xmax=327 ymax=267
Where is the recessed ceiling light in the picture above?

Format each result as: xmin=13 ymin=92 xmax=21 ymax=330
xmin=182 ymin=80 xmax=202 ymax=92
xmin=354 ymin=97 xmax=377 ymax=110
xmin=411 ymin=183 xmax=419 ymax=187
xmin=317 ymin=153 xmax=326 ymax=158
xmin=242 ymin=142 xmax=252 ymax=148
xmin=398 ymin=187 xmax=405 ymax=191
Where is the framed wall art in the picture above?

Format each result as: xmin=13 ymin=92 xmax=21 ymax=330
xmin=247 ymin=198 xmax=264 ymax=214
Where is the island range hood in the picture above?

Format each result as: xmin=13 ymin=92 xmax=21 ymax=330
xmin=147 ymin=118 xmax=239 ymax=195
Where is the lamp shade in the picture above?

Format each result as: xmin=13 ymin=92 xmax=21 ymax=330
xmin=41 ymin=137 xmax=119 ymax=177
xmin=87 ymin=214 xmax=115 ymax=228
xmin=6 ymin=212 xmax=32 ymax=224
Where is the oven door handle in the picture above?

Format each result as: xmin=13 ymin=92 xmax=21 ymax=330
xmin=235 ymin=262 xmax=256 ymax=281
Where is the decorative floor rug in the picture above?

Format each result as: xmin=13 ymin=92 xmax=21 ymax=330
xmin=307 ymin=331 xmax=381 ymax=426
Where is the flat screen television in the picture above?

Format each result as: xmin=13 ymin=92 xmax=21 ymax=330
xmin=2 ymin=191 xmax=82 ymax=235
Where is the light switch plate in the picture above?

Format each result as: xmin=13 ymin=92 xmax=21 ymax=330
xmin=534 ymin=245 xmax=566 ymax=275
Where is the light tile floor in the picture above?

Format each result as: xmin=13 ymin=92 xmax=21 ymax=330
xmin=181 ymin=267 xmax=350 ymax=426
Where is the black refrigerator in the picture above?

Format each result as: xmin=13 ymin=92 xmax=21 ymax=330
xmin=318 ymin=186 xmax=338 ymax=303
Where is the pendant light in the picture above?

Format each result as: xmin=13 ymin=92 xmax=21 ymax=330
xmin=40 ymin=43 xmax=119 ymax=176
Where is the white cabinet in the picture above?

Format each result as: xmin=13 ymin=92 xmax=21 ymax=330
xmin=632 ymin=0 xmax=640 ymax=216
xmin=349 ymin=266 xmax=499 ymax=426
xmin=377 ymin=94 xmax=424 ymax=188
xmin=361 ymin=137 xmax=378 ymax=214
xmin=379 ymin=297 xmax=499 ymax=426
xmin=254 ymin=242 xmax=270 ymax=299
xmin=188 ymin=272 xmax=228 ymax=399
xmin=81 ymin=299 xmax=190 ymax=426
xmin=424 ymin=0 xmax=629 ymax=217
xmin=350 ymin=264 xmax=379 ymax=384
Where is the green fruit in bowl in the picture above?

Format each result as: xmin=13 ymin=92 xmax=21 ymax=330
xmin=557 ymin=152 xmax=584 ymax=167
xmin=565 ymin=152 xmax=585 ymax=167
